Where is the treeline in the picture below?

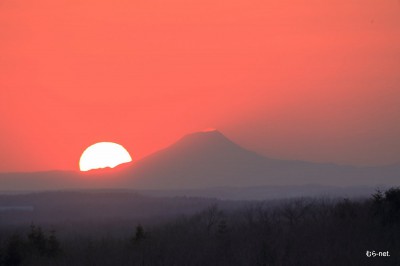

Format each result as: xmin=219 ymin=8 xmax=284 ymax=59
xmin=1 ymin=188 xmax=400 ymax=265
xmin=0 ymin=224 xmax=60 ymax=265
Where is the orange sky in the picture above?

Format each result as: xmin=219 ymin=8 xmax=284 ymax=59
xmin=1 ymin=0 xmax=399 ymax=171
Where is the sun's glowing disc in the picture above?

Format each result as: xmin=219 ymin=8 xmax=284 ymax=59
xmin=79 ymin=142 xmax=132 ymax=171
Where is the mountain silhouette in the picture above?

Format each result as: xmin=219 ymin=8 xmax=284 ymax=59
xmin=118 ymin=130 xmax=399 ymax=189
xmin=121 ymin=130 xmax=270 ymax=188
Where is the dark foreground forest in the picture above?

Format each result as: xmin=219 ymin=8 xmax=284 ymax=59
xmin=0 ymin=188 xmax=399 ymax=266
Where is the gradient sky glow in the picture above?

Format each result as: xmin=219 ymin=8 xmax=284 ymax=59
xmin=1 ymin=0 xmax=399 ymax=171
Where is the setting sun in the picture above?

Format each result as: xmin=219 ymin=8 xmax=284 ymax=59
xmin=79 ymin=142 xmax=132 ymax=171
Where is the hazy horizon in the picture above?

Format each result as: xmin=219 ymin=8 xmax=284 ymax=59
xmin=1 ymin=129 xmax=399 ymax=175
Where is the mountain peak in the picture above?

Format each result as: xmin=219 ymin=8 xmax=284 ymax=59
xmin=178 ymin=129 xmax=230 ymax=144
xmin=187 ymin=128 xmax=223 ymax=137
xmin=166 ymin=129 xmax=251 ymax=157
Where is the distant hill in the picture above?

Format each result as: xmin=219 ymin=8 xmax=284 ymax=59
xmin=0 ymin=130 xmax=398 ymax=194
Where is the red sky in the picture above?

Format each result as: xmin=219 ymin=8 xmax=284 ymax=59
xmin=1 ymin=0 xmax=399 ymax=172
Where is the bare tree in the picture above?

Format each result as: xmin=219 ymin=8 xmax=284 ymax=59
xmin=199 ymin=204 xmax=223 ymax=234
